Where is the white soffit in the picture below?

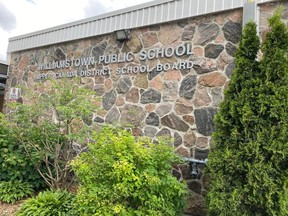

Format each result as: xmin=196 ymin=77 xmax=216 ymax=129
xmin=8 ymin=0 xmax=269 ymax=53
xmin=0 ymin=60 xmax=8 ymax=65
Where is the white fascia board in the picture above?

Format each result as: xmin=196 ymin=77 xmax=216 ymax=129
xmin=7 ymin=0 xmax=276 ymax=53
xmin=9 ymin=0 xmax=173 ymax=42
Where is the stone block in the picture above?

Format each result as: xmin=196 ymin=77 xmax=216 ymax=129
xmin=140 ymin=88 xmax=161 ymax=104
xmin=179 ymin=75 xmax=197 ymax=99
xmin=194 ymin=107 xmax=217 ymax=136
xmin=161 ymin=113 xmax=189 ymax=132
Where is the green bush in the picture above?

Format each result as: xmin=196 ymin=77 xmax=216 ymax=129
xmin=6 ymin=78 xmax=97 ymax=190
xmin=16 ymin=190 xmax=76 ymax=216
xmin=72 ymin=126 xmax=187 ymax=216
xmin=0 ymin=113 xmax=44 ymax=189
xmin=0 ymin=180 xmax=34 ymax=203
xmin=207 ymin=9 xmax=288 ymax=216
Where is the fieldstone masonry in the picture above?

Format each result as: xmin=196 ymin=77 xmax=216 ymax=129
xmin=6 ymin=9 xmax=242 ymax=215
xmin=6 ymin=2 xmax=285 ymax=215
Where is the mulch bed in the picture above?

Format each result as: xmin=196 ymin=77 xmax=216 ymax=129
xmin=0 ymin=201 xmax=23 ymax=216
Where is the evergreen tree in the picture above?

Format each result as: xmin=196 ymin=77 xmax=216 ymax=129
xmin=207 ymin=10 xmax=288 ymax=216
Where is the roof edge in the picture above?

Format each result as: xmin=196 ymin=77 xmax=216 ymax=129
xmin=8 ymin=0 xmax=280 ymax=54
xmin=9 ymin=0 xmax=173 ymax=42
xmin=0 ymin=60 xmax=8 ymax=66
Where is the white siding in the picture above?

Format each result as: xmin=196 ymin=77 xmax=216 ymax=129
xmin=7 ymin=0 xmax=267 ymax=53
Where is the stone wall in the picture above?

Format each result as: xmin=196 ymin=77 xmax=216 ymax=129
xmin=259 ymin=0 xmax=288 ymax=42
xmin=6 ymin=8 xmax=243 ymax=215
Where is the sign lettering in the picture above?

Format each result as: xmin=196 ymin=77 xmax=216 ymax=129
xmin=37 ymin=44 xmax=194 ymax=80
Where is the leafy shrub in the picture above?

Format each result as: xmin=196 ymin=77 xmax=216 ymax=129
xmin=72 ymin=126 xmax=187 ymax=216
xmin=0 ymin=180 xmax=34 ymax=203
xmin=207 ymin=9 xmax=288 ymax=216
xmin=6 ymin=78 xmax=97 ymax=190
xmin=0 ymin=113 xmax=44 ymax=189
xmin=16 ymin=190 xmax=75 ymax=216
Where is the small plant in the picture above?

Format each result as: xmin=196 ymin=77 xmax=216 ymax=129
xmin=16 ymin=190 xmax=76 ymax=216
xmin=0 ymin=180 xmax=34 ymax=203
xmin=72 ymin=126 xmax=187 ymax=216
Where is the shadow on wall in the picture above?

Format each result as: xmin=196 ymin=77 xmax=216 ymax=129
xmin=0 ymin=95 xmax=4 ymax=113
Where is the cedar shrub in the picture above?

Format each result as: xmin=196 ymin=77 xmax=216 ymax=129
xmin=207 ymin=9 xmax=288 ymax=216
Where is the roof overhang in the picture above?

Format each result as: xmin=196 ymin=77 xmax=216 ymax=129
xmin=6 ymin=0 xmax=278 ymax=54
xmin=7 ymin=0 xmax=245 ymax=53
